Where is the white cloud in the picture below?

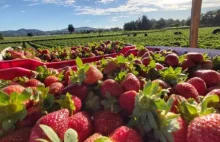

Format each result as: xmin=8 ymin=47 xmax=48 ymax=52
xmin=23 ymin=0 xmax=75 ymax=6
xmin=84 ymin=20 xmax=91 ymax=23
xmin=21 ymin=10 xmax=26 ymax=12
xmin=110 ymin=16 xmax=129 ymax=22
xmin=74 ymin=0 xmax=220 ymax=15
xmin=1 ymin=4 xmax=11 ymax=9
xmin=96 ymin=0 xmax=115 ymax=4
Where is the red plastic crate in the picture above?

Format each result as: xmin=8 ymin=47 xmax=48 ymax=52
xmin=0 ymin=46 xmax=136 ymax=70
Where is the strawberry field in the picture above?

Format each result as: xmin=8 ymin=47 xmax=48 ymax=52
xmin=0 ymin=27 xmax=220 ymax=52
xmin=1 ymin=39 xmax=220 ymax=142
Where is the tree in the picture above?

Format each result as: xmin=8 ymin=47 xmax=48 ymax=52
xmin=185 ymin=17 xmax=191 ymax=26
xmin=68 ymin=24 xmax=75 ymax=34
xmin=124 ymin=21 xmax=137 ymax=31
xmin=27 ymin=33 xmax=33 ymax=37
xmin=150 ymin=19 xmax=157 ymax=29
xmin=0 ymin=33 xmax=3 ymax=40
xmin=155 ymin=18 xmax=166 ymax=29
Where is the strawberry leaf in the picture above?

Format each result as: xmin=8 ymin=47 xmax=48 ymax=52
xmin=0 ymin=91 xmax=9 ymax=104
xmin=64 ymin=129 xmax=78 ymax=142
xmin=39 ymin=124 xmax=61 ymax=142
xmin=95 ymin=136 xmax=112 ymax=142
xmin=56 ymin=93 xmax=76 ymax=115
xmin=76 ymin=57 xmax=84 ymax=68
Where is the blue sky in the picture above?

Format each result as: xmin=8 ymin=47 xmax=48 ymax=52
xmin=0 ymin=0 xmax=220 ymax=31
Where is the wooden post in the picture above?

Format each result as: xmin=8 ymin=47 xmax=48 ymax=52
xmin=190 ymin=0 xmax=202 ymax=48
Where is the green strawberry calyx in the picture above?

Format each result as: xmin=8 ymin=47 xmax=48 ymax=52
xmin=0 ymin=88 xmax=32 ymax=135
xmin=36 ymin=124 xmax=78 ymax=142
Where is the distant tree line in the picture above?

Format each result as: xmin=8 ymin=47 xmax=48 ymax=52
xmin=124 ymin=9 xmax=220 ymax=31
xmin=0 ymin=33 xmax=3 ymax=40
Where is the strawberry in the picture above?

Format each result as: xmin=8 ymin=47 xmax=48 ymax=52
xmin=44 ymin=75 xmax=59 ymax=87
xmin=71 ymin=95 xmax=82 ymax=113
xmin=207 ymin=89 xmax=220 ymax=97
xmin=165 ymin=53 xmax=179 ymax=67
xmin=1 ymin=85 xmax=25 ymax=95
xmin=172 ymin=117 xmax=187 ymax=142
xmin=121 ymin=73 xmax=140 ymax=92
xmin=94 ymin=111 xmax=123 ymax=135
xmin=141 ymin=57 xmax=151 ymax=66
xmin=137 ymin=49 xmax=148 ymax=57
xmin=169 ymin=94 xmax=186 ymax=113
xmin=49 ymin=82 xmax=64 ymax=95
xmin=187 ymin=77 xmax=207 ymax=96
xmin=0 ymin=127 xmax=32 ymax=142
xmin=68 ymin=111 xmax=92 ymax=142
xmin=193 ymin=70 xmax=220 ymax=87
xmin=186 ymin=52 xmax=204 ymax=63
xmin=84 ymin=133 xmax=103 ymax=142
xmin=29 ymin=109 xmax=69 ymax=142
xmin=60 ymin=83 xmax=88 ymax=101
xmin=181 ymin=59 xmax=196 ymax=70
xmin=16 ymin=107 xmax=42 ymax=128
xmin=152 ymin=79 xmax=170 ymax=89
xmin=155 ymin=63 xmax=164 ymax=70
xmin=100 ymin=79 xmax=124 ymax=98
xmin=200 ymin=60 xmax=214 ymax=69
xmin=83 ymin=65 xmax=103 ymax=85
xmin=25 ymin=79 xmax=42 ymax=87
xmin=187 ymin=114 xmax=220 ymax=142
xmin=119 ymin=90 xmax=137 ymax=114
xmin=134 ymin=59 xmax=142 ymax=65
xmin=175 ymin=82 xmax=199 ymax=101
xmin=207 ymin=85 xmax=220 ymax=92
xmin=110 ymin=126 xmax=143 ymax=142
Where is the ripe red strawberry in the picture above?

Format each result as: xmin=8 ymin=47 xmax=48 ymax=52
xmin=137 ymin=49 xmax=148 ymax=57
xmin=60 ymin=83 xmax=88 ymax=101
xmin=25 ymin=79 xmax=42 ymax=87
xmin=49 ymin=82 xmax=64 ymax=95
xmin=71 ymin=95 xmax=82 ymax=113
xmin=29 ymin=109 xmax=69 ymax=142
xmin=155 ymin=63 xmax=164 ymax=70
xmin=121 ymin=73 xmax=140 ymax=92
xmin=141 ymin=57 xmax=151 ymax=66
xmin=134 ymin=59 xmax=142 ymax=65
xmin=152 ymin=79 xmax=170 ymax=89
xmin=100 ymin=79 xmax=124 ymax=98
xmin=181 ymin=59 xmax=196 ymax=70
xmin=165 ymin=53 xmax=179 ymax=67
xmin=1 ymin=85 xmax=25 ymax=95
xmin=187 ymin=114 xmax=220 ymax=142
xmin=186 ymin=52 xmax=204 ymax=63
xmin=16 ymin=107 xmax=42 ymax=128
xmin=119 ymin=90 xmax=137 ymax=114
xmin=84 ymin=133 xmax=103 ymax=142
xmin=175 ymin=82 xmax=199 ymax=101
xmin=187 ymin=77 xmax=207 ymax=96
xmin=138 ymin=77 xmax=145 ymax=90
xmin=44 ymin=75 xmax=59 ymax=87
xmin=68 ymin=111 xmax=92 ymax=142
xmin=83 ymin=65 xmax=103 ymax=85
xmin=94 ymin=111 xmax=123 ymax=135
xmin=110 ymin=126 xmax=143 ymax=142
xmin=194 ymin=70 xmax=220 ymax=87
xmin=0 ymin=127 xmax=32 ymax=142
xmin=207 ymin=89 xmax=220 ymax=97
xmin=103 ymin=61 xmax=118 ymax=74
xmin=169 ymin=94 xmax=186 ymax=113
xmin=200 ymin=60 xmax=214 ymax=69
xmin=172 ymin=117 xmax=187 ymax=142
xmin=207 ymin=85 xmax=220 ymax=92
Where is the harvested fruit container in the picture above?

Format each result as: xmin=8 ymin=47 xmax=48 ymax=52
xmin=0 ymin=45 xmax=136 ymax=70
xmin=1 ymin=46 xmax=220 ymax=142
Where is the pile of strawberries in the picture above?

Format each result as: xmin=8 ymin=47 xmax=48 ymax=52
xmin=1 ymin=47 xmax=220 ymax=142
xmin=2 ymin=41 xmax=122 ymax=62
